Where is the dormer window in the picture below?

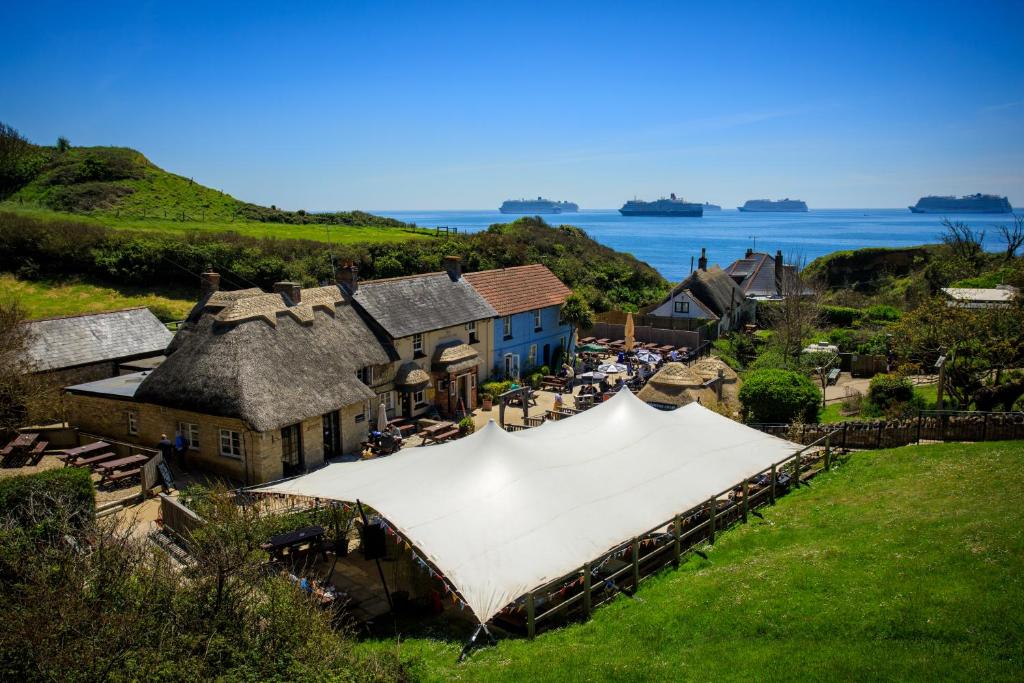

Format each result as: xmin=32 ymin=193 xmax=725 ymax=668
xmin=413 ymin=333 xmax=424 ymax=356
xmin=533 ymin=309 xmax=542 ymax=332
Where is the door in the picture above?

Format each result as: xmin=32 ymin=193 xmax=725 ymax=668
xmin=543 ymin=343 xmax=551 ymax=367
xmin=504 ymin=353 xmax=520 ymax=380
xmin=281 ymin=423 xmax=304 ymax=476
xmin=322 ymin=411 xmax=341 ymax=460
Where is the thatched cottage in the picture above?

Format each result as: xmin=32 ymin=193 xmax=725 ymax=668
xmin=646 ymin=250 xmax=755 ymax=335
xmin=65 ymin=275 xmax=396 ymax=483
xmin=344 ymin=257 xmax=497 ymax=419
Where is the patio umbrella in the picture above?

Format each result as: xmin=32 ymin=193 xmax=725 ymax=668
xmin=597 ymin=362 xmax=627 ymax=374
xmin=376 ymin=402 xmax=389 ymax=433
xmin=578 ymin=342 xmax=608 ymax=353
xmin=624 ymin=312 xmax=635 ymax=353
xmin=636 ymin=349 xmax=661 ymax=364
xmin=578 ymin=371 xmax=607 ymax=382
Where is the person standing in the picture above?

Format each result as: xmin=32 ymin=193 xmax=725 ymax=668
xmin=157 ymin=434 xmax=172 ymax=466
xmin=173 ymin=430 xmax=189 ymax=472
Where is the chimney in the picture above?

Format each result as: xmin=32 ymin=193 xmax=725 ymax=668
xmin=338 ymin=262 xmax=358 ymax=293
xmin=698 ymin=247 xmax=707 ymax=272
xmin=774 ymin=249 xmax=784 ymax=290
xmin=444 ymin=255 xmax=462 ymax=281
xmin=745 ymin=247 xmax=754 ymax=258
xmin=273 ymin=281 xmax=302 ymax=304
xmin=200 ymin=270 xmax=220 ymax=298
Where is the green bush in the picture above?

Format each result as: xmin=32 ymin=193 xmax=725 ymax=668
xmin=0 ymin=467 xmax=94 ymax=538
xmin=828 ymin=328 xmax=858 ymax=352
xmin=458 ymin=416 xmax=475 ymax=434
xmin=868 ymin=373 xmax=914 ymax=411
xmin=528 ymin=372 xmax=544 ymax=389
xmin=820 ymin=305 xmax=863 ymax=327
xmin=739 ymin=369 xmax=821 ymax=423
xmin=864 ymin=304 xmax=901 ymax=322
xmin=481 ymin=380 xmax=512 ymax=400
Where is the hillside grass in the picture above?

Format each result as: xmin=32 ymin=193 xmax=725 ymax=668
xmin=0 ymin=204 xmax=434 ymax=246
xmin=821 ymin=383 xmax=941 ymax=423
xmin=374 ymin=440 xmax=1024 ymax=681
xmin=1 ymin=272 xmax=194 ymax=321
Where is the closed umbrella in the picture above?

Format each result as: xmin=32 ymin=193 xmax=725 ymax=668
xmin=624 ymin=312 xmax=635 ymax=353
xmin=376 ymin=402 xmax=389 ymax=433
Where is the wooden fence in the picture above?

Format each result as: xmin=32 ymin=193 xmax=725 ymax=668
xmin=158 ymin=493 xmax=205 ymax=546
xmin=588 ymin=321 xmax=705 ymax=350
xmin=750 ymin=410 xmax=1024 ymax=449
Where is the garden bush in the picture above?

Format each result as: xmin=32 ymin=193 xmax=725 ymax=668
xmin=739 ymin=369 xmax=821 ymax=424
xmin=868 ymin=373 xmax=914 ymax=411
xmin=864 ymin=304 xmax=901 ymax=322
xmin=0 ymin=466 xmax=94 ymax=533
xmin=820 ymin=305 xmax=863 ymax=327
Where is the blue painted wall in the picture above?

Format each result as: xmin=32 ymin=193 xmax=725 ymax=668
xmin=491 ymin=306 xmax=572 ymax=378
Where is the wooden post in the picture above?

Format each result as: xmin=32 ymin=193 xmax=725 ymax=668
xmin=582 ymin=563 xmax=591 ymax=618
xmin=843 ymin=422 xmax=848 ymax=449
xmin=708 ymin=497 xmax=717 ymax=544
xmin=526 ymin=591 xmax=536 ymax=639
xmin=877 ymin=422 xmax=883 ymax=449
xmin=741 ymin=480 xmax=749 ymax=523
xmin=916 ymin=411 xmax=922 ymax=444
xmin=770 ymin=464 xmax=777 ymax=505
xmin=793 ymin=451 xmax=801 ymax=489
xmin=672 ymin=514 xmax=681 ymax=565
xmin=498 ymin=399 xmax=506 ymax=428
xmin=824 ymin=434 xmax=832 ymax=470
xmin=982 ymin=413 xmax=989 ymax=442
xmin=631 ymin=538 xmax=640 ymax=591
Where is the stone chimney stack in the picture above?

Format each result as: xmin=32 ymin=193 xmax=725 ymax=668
xmin=774 ymin=249 xmax=784 ymax=289
xmin=273 ymin=281 xmax=302 ymax=305
xmin=338 ymin=262 xmax=359 ymax=293
xmin=200 ymin=270 xmax=220 ymax=298
xmin=698 ymin=247 xmax=708 ymax=272
xmin=444 ymin=255 xmax=462 ymax=281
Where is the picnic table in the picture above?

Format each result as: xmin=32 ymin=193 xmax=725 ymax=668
xmin=656 ymin=344 xmax=675 ymax=355
xmin=262 ymin=525 xmax=326 ymax=563
xmin=60 ymin=440 xmax=110 ymax=465
xmin=579 ymin=336 xmax=597 ymax=345
xmin=96 ymin=453 xmax=149 ymax=488
xmin=95 ymin=454 xmax=148 ymax=473
xmin=540 ymin=375 xmax=570 ymax=391
xmin=2 ymin=432 xmax=48 ymax=467
xmin=387 ymin=418 xmax=417 ymax=437
xmin=419 ymin=421 xmax=459 ymax=445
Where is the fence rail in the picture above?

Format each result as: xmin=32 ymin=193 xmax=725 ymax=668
xmin=749 ymin=410 xmax=1024 ymax=449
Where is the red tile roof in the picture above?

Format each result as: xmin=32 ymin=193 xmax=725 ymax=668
xmin=463 ymin=264 xmax=572 ymax=317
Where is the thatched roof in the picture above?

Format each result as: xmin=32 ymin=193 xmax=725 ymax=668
xmin=667 ymin=267 xmax=745 ymax=319
xmin=636 ymin=362 xmax=721 ymax=408
xmin=136 ymin=285 xmax=395 ymax=432
xmin=395 ymin=362 xmax=430 ymax=389
xmin=432 ymin=342 xmax=479 ymax=373
xmin=689 ymin=357 xmax=739 ymax=384
xmin=352 ymin=272 xmax=497 ymax=339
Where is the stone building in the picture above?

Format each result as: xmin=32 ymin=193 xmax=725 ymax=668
xmin=65 ymin=276 xmax=395 ymax=484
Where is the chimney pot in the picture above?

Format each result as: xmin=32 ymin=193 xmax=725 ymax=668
xmin=745 ymin=247 xmax=754 ymax=258
xmin=444 ymin=255 xmax=462 ymax=281
xmin=698 ymin=247 xmax=708 ymax=272
xmin=273 ymin=281 xmax=302 ymax=304
xmin=338 ymin=262 xmax=359 ymax=293
xmin=200 ymin=271 xmax=220 ymax=297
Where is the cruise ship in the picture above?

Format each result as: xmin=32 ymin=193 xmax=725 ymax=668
xmin=619 ymin=193 xmax=703 ymax=217
xmin=702 ymin=202 xmax=722 ymax=211
xmin=738 ymin=199 xmax=808 ymax=212
xmin=909 ymin=194 xmax=1013 ymax=214
xmin=499 ymin=197 xmax=579 ymax=214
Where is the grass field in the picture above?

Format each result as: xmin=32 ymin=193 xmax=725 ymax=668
xmin=0 ymin=204 xmax=435 ymax=245
xmin=371 ymin=441 xmax=1024 ymax=681
xmin=1 ymin=273 xmax=194 ymax=321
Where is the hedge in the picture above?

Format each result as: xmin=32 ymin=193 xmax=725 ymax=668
xmin=739 ymin=369 xmax=821 ymax=424
xmin=0 ymin=467 xmax=95 ymax=534
xmin=820 ymin=305 xmax=863 ymax=327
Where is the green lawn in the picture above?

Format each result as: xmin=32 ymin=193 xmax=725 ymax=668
xmin=0 ymin=204 xmax=435 ymax=246
xmin=1 ymin=273 xmax=195 ymax=321
xmin=371 ymin=441 xmax=1024 ymax=681
xmin=821 ymin=383 xmax=941 ymax=423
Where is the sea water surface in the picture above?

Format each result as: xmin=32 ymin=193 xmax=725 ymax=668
xmin=375 ymin=208 xmax=1019 ymax=281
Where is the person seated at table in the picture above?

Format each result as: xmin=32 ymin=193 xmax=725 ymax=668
xmin=669 ymin=349 xmax=680 ymax=362
xmin=553 ymin=392 xmax=564 ymax=411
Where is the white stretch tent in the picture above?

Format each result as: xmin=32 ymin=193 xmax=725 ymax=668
xmin=256 ymin=389 xmax=800 ymax=622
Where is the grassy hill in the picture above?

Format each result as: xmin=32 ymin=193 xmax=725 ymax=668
xmin=372 ymin=440 xmax=1024 ymax=681
xmin=0 ymin=273 xmax=193 ymax=322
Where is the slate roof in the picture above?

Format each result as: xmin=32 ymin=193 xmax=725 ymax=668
xmin=463 ymin=264 xmax=572 ymax=317
xmin=352 ymin=272 xmax=497 ymax=339
xmin=724 ymin=252 xmax=779 ymax=297
xmin=23 ymin=308 xmax=173 ymax=372
xmin=134 ymin=285 xmax=395 ymax=432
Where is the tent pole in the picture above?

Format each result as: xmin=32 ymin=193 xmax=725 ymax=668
xmin=356 ymin=500 xmax=393 ymax=612
xmin=457 ymin=623 xmax=496 ymax=662
xmin=631 ymin=538 xmax=640 ymax=591
xmin=672 ymin=514 xmax=681 ymax=566
xmin=708 ymin=497 xmax=717 ymax=544
xmin=526 ymin=592 xmax=536 ymax=639
xmin=582 ymin=563 xmax=591 ymax=618
xmin=741 ymin=480 xmax=749 ymax=524
xmin=770 ymin=464 xmax=777 ymax=505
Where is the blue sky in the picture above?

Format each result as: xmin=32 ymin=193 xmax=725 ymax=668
xmin=2 ymin=1 xmax=1022 ymax=210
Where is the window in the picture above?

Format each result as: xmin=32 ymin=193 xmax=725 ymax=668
xmin=533 ymin=309 xmax=542 ymax=332
xmin=126 ymin=411 xmax=138 ymax=435
xmin=281 ymin=424 xmax=303 ymax=467
xmin=378 ymin=391 xmax=394 ymax=414
xmin=528 ymin=344 xmax=537 ymax=367
xmin=357 ymin=366 xmax=375 ymax=385
xmin=219 ymin=429 xmax=242 ymax=458
xmin=674 ymin=300 xmax=689 ymax=314
xmin=177 ymin=422 xmax=200 ymax=450
xmin=355 ymin=400 xmax=368 ymax=423
xmin=413 ymin=389 xmax=427 ymax=407
xmin=502 ymin=315 xmax=512 ymax=339
xmin=412 ymin=333 xmax=424 ymax=355
xmin=467 ymin=320 xmax=478 ymax=344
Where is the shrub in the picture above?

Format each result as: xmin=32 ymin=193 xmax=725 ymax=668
xmin=864 ymin=304 xmax=901 ymax=322
xmin=820 ymin=305 xmax=863 ymax=327
xmin=739 ymin=369 xmax=821 ymax=423
xmin=828 ymin=328 xmax=858 ymax=352
xmin=868 ymin=373 xmax=914 ymax=411
xmin=0 ymin=467 xmax=94 ymax=539
xmin=458 ymin=416 xmax=475 ymax=434
xmin=528 ymin=372 xmax=544 ymax=389
xmin=481 ymin=380 xmax=512 ymax=400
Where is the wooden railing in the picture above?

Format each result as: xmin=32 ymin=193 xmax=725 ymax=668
xmin=158 ymin=494 xmax=204 ymax=547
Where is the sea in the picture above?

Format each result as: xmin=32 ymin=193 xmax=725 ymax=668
xmin=375 ymin=208 xmax=1020 ymax=282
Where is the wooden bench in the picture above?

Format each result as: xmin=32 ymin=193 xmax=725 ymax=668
xmin=75 ymin=451 xmax=118 ymax=469
xmin=431 ymin=428 xmax=459 ymax=442
xmin=541 ymin=375 xmax=570 ymax=391
xmin=101 ymin=467 xmax=141 ymax=488
xmin=27 ymin=440 xmax=48 ymax=466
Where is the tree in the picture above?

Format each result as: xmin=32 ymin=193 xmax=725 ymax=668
xmin=997 ymin=214 xmax=1024 ymax=261
xmin=0 ymin=121 xmax=43 ymax=199
xmin=765 ymin=257 xmax=822 ymax=366
xmin=560 ymin=293 xmax=593 ymax=352
xmin=56 ymin=136 xmax=70 ymax=153
xmin=739 ymin=369 xmax=821 ymax=424
xmin=0 ymin=298 xmax=62 ymax=434
xmin=801 ymin=349 xmax=839 ymax=408
xmin=940 ymin=219 xmax=986 ymax=270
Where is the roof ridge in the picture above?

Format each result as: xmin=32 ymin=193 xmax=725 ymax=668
xmin=22 ymin=306 xmax=151 ymax=323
